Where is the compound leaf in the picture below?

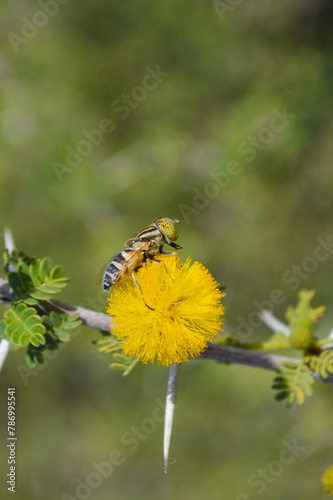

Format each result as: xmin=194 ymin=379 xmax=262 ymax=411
xmin=272 ymin=358 xmax=314 ymax=407
xmin=4 ymin=303 xmax=46 ymax=348
xmin=308 ymin=350 xmax=333 ymax=379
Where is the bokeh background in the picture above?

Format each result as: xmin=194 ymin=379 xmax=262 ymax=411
xmin=1 ymin=1 xmax=333 ymax=499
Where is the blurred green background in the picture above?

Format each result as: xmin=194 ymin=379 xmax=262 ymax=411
xmin=1 ymin=0 xmax=333 ymax=498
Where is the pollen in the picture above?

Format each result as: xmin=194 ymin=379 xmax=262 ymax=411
xmin=106 ymin=254 xmax=225 ymax=366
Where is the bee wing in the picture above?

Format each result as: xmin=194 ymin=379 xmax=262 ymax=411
xmin=95 ymin=257 xmax=114 ymax=285
xmin=124 ymin=237 xmax=137 ymax=246
xmin=124 ymin=239 xmax=153 ymax=250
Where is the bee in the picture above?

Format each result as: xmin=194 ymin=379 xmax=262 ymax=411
xmin=96 ymin=217 xmax=182 ymax=292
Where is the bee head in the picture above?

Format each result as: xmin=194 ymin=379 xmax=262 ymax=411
xmin=152 ymin=217 xmax=179 ymax=243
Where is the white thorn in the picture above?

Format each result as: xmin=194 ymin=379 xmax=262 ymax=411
xmin=163 ymin=363 xmax=181 ymax=473
xmin=0 ymin=339 xmax=10 ymax=373
xmin=4 ymin=226 xmax=16 ymax=255
xmin=260 ymin=310 xmax=291 ymax=336
xmin=4 ymin=226 xmax=17 ymax=272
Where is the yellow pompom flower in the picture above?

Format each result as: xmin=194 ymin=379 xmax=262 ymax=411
xmin=106 ymin=254 xmax=225 ymax=366
xmin=322 ymin=465 xmax=333 ymax=496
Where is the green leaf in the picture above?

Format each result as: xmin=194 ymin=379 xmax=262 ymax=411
xmin=113 ymin=353 xmax=131 ymax=365
xmin=41 ymin=315 xmax=53 ymax=328
xmin=36 ymin=283 xmax=62 ymax=294
xmin=65 ymin=313 xmax=80 ymax=323
xmin=29 ymin=277 xmax=68 ymax=300
xmin=45 ymin=279 xmax=68 ymax=289
xmin=7 ymin=272 xmax=23 ymax=296
xmin=272 ymin=382 xmax=288 ymax=390
xmin=43 ymin=333 xmax=59 ymax=350
xmin=4 ymin=303 xmax=46 ymax=348
xmin=50 ymin=266 xmax=64 ymax=280
xmin=0 ymin=319 xmax=6 ymax=338
xmin=29 ymin=261 xmax=41 ymax=287
xmin=96 ymin=336 xmax=122 ymax=353
xmin=96 ymin=334 xmax=139 ymax=376
xmin=50 ymin=312 xmax=62 ymax=326
xmin=274 ymin=391 xmax=289 ymax=401
xmin=42 ymin=312 xmax=80 ymax=342
xmin=308 ymin=350 xmax=333 ymax=379
xmin=39 ymin=257 xmax=52 ymax=280
xmin=19 ymin=295 xmax=38 ymax=306
xmin=98 ymin=343 xmax=121 ymax=353
xmin=42 ymin=311 xmax=81 ymax=341
xmin=282 ymin=360 xmax=299 ymax=369
xmin=29 ymin=289 xmax=54 ymax=300
xmin=26 ymin=350 xmax=44 ymax=368
xmin=53 ymin=328 xmax=71 ymax=341
xmin=272 ymin=358 xmax=314 ymax=407
xmin=109 ymin=363 xmax=127 ymax=372
xmin=3 ymin=249 xmax=10 ymax=270
xmin=95 ymin=332 xmax=139 ymax=375
xmin=17 ymin=261 xmax=33 ymax=291
xmin=302 ymin=382 xmax=313 ymax=397
xmin=123 ymin=357 xmax=140 ymax=376
xmin=59 ymin=320 xmax=81 ymax=330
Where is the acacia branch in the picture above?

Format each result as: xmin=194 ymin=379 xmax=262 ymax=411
xmin=202 ymin=343 xmax=333 ymax=385
xmin=1 ymin=278 xmax=332 ymax=385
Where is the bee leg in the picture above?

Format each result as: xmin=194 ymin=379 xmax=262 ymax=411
xmin=169 ymin=242 xmax=183 ymax=250
xmin=131 ymin=272 xmax=140 ymax=288
xmin=131 ymin=272 xmax=154 ymax=311
xmin=159 ymin=250 xmax=176 ymax=256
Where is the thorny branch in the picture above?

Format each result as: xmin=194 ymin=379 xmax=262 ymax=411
xmin=0 ymin=277 xmax=332 ymax=385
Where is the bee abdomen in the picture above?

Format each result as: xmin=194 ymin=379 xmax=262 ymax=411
xmin=102 ymin=249 xmax=131 ymax=291
xmin=103 ymin=272 xmax=115 ymax=291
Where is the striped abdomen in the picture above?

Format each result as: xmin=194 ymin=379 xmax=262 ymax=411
xmin=103 ymin=248 xmax=140 ymax=291
xmin=102 ymin=240 xmax=154 ymax=291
